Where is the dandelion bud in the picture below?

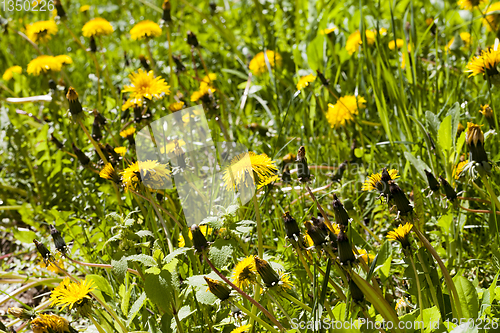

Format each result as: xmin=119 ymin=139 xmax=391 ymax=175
xmin=54 ymin=0 xmax=66 ymax=18
xmin=138 ymin=54 xmax=150 ymax=72
xmin=315 ymin=70 xmax=329 ymax=86
xmin=50 ymin=134 xmax=64 ymax=150
xmin=187 ymin=31 xmax=199 ymax=47
xmin=304 ymin=220 xmax=328 ymax=246
xmin=33 ymin=239 xmax=51 ymax=260
xmin=296 ymin=146 xmax=311 ymax=182
xmin=480 ymin=105 xmax=495 ymax=129
xmin=162 ymin=0 xmax=172 ymax=23
xmin=204 ymin=277 xmax=231 ymax=301
xmin=332 ymin=193 xmax=350 ymax=227
xmin=389 ymin=181 xmax=413 ymax=216
xmin=466 ymin=122 xmax=489 ymax=165
xmin=281 ymin=164 xmax=291 ymax=183
xmin=89 ymin=35 xmax=97 ymax=53
xmin=332 ymin=160 xmax=347 ymax=182
xmin=49 ymin=225 xmax=67 ymax=254
xmin=282 ymin=211 xmax=300 ymax=240
xmin=424 ymin=170 xmax=440 ymax=192
xmin=173 ymin=55 xmax=186 ymax=72
xmin=48 ymin=79 xmax=57 ymax=90
xmin=191 ymin=224 xmax=209 ymax=252
xmin=348 ymin=278 xmax=364 ymax=303
xmin=439 ymin=176 xmax=457 ymax=202
xmin=337 ymin=228 xmax=355 ymax=265
xmin=72 ymin=143 xmax=90 ymax=166
xmin=66 ymin=87 xmax=83 ymax=117
xmin=92 ymin=118 xmax=102 ymax=141
xmin=254 ymin=257 xmax=280 ymax=288
xmin=8 ymin=307 xmax=33 ymax=320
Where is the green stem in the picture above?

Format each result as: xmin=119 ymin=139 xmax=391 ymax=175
xmin=89 ymin=315 xmax=107 ymax=333
xmin=231 ymin=301 xmax=280 ymax=333
xmin=252 ymin=195 xmax=264 ymax=258
xmin=278 ymin=290 xmax=312 ymax=312
xmin=407 ymin=251 xmax=424 ymax=333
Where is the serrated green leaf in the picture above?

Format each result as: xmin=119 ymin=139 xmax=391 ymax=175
xmin=136 ymin=230 xmax=154 ymax=238
xmin=144 ymin=272 xmax=174 ymax=312
xmin=112 ymin=257 xmax=128 ymax=283
xmin=209 ymin=239 xmax=234 ymax=268
xmin=164 ymin=247 xmax=192 ymax=264
xmin=126 ymin=254 xmax=157 ymax=267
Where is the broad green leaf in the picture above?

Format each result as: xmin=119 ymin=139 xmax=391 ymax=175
xmin=404 ymin=151 xmax=431 ymax=181
xmin=112 ymin=257 xmax=128 ymax=283
xmin=208 ymin=238 xmax=235 ymax=268
xmin=453 ymin=275 xmax=479 ymax=319
xmin=438 ymin=115 xmax=452 ymax=155
xmin=306 ymin=34 xmax=324 ymax=71
xmin=127 ymin=292 xmax=147 ymax=326
xmin=13 ymin=228 xmax=37 ymax=244
xmin=87 ymin=274 xmax=114 ymax=297
xmin=144 ymin=271 xmax=174 ymax=312
xmin=125 ymin=254 xmax=157 ymax=267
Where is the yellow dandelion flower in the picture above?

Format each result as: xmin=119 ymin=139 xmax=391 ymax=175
xmin=79 ymin=5 xmax=90 ymax=12
xmin=3 ymin=66 xmax=22 ymax=81
xmin=232 ymin=256 xmax=257 ymax=289
xmin=120 ymin=127 xmax=136 ymax=138
xmin=123 ymin=69 xmax=170 ymax=104
xmin=82 ymin=18 xmax=113 ymax=37
xmin=114 ymin=147 xmax=127 ymax=156
xmin=121 ymin=99 xmax=142 ymax=111
xmin=168 ymin=101 xmax=185 ymax=112
xmin=26 ymin=20 xmax=58 ymax=43
xmin=27 ymin=55 xmax=63 ymax=76
xmin=249 ymin=50 xmax=282 ymax=75
xmin=304 ymin=234 xmax=314 ymax=248
xmin=296 ymin=74 xmax=316 ymax=90
xmin=458 ymin=0 xmax=486 ymax=10
xmin=356 ymin=248 xmax=375 ymax=264
xmin=387 ymin=223 xmax=413 ymax=248
xmin=277 ymin=271 xmax=293 ymax=290
xmin=39 ymin=257 xmax=64 ymax=274
xmin=480 ymin=104 xmax=493 ymax=118
xmin=160 ymin=139 xmax=186 ymax=154
xmin=200 ymin=73 xmax=217 ymax=90
xmin=178 ymin=225 xmax=212 ymax=247
xmin=50 ymin=277 xmax=95 ymax=311
xmin=466 ymin=48 xmax=500 ymax=78
xmin=326 ymin=95 xmax=366 ymax=128
xmin=231 ymin=324 xmax=252 ymax=333
xmin=320 ymin=27 xmax=337 ymax=35
xmin=130 ymin=20 xmax=162 ymax=40
xmin=445 ymin=32 xmax=472 ymax=51
xmin=345 ymin=30 xmax=376 ymax=55
xmin=388 ymin=39 xmax=404 ymax=50
xmin=31 ymin=314 xmax=69 ymax=333
xmin=362 ymin=169 xmax=399 ymax=192
xmin=99 ymin=163 xmax=120 ymax=183
xmin=223 ymin=152 xmax=278 ymax=190
xmin=54 ymin=55 xmax=73 ymax=65
xmin=483 ymin=3 xmax=500 ymax=31
xmin=452 ymin=159 xmax=469 ymax=180
xmin=120 ymin=160 xmax=171 ymax=191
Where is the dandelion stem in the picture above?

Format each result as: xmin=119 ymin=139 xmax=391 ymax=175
xmin=252 ymin=195 xmax=264 ymax=259
xmin=479 ymin=171 xmax=500 ymax=212
xmin=407 ymin=251 xmax=424 ymax=333
xmin=65 ymin=257 xmax=141 ymax=277
xmin=202 ymin=252 xmax=285 ymax=332
xmin=89 ymin=315 xmax=107 ymax=333
xmin=305 ymin=184 xmax=335 ymax=233
xmin=278 ymin=290 xmax=312 ymax=312
xmin=293 ymin=243 xmax=314 ymax=282
xmin=231 ymin=301 xmax=280 ymax=333
xmin=147 ymin=41 xmax=157 ymax=75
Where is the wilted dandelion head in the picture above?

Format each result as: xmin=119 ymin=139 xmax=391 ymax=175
xmin=130 ymin=20 xmax=162 ymax=40
xmin=326 ymin=96 xmax=366 ymax=128
xmin=466 ymin=122 xmax=484 ymax=146
xmin=26 ymin=20 xmax=58 ymax=43
xmin=82 ymin=18 xmax=114 ymax=37
xmin=296 ymin=74 xmax=316 ymax=90
xmin=387 ymin=223 xmax=413 ymax=248
xmin=249 ymin=50 xmax=282 ymax=75
xmin=123 ymin=69 xmax=170 ymax=104
xmin=232 ymin=256 xmax=257 ymax=289
xmin=222 ymin=152 xmax=278 ymax=191
xmin=31 ymin=314 xmax=69 ymax=333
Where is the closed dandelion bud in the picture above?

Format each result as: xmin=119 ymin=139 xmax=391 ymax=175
xmin=138 ymin=54 xmax=150 ymax=72
xmin=92 ymin=110 xmax=106 ymax=125
xmin=283 ymin=211 xmax=300 ymax=240
xmin=296 ymin=146 xmax=311 ymax=182
xmin=204 ymin=277 xmax=230 ymax=301
xmin=49 ymin=225 xmax=67 ymax=253
xmin=33 ymin=239 xmax=51 ymax=260
xmin=187 ymin=31 xmax=199 ymax=47
xmin=480 ymin=105 xmax=495 ymax=129
xmin=173 ymin=55 xmax=186 ymax=72
xmin=92 ymin=118 xmax=102 ymax=141
xmin=389 ymin=181 xmax=413 ymax=215
xmin=332 ymin=193 xmax=350 ymax=227
xmin=162 ymin=0 xmax=172 ymax=23
xmin=191 ymin=224 xmax=208 ymax=252
xmin=50 ymin=134 xmax=64 ymax=150
xmin=281 ymin=164 xmax=291 ymax=183
xmin=89 ymin=35 xmax=97 ymax=53
xmin=332 ymin=160 xmax=347 ymax=182
xmin=304 ymin=220 xmax=327 ymax=246
xmin=8 ymin=307 xmax=33 ymax=320
xmin=348 ymin=278 xmax=364 ymax=303
xmin=254 ymin=257 xmax=280 ymax=288
xmin=54 ymin=0 xmax=66 ymax=18
xmin=466 ymin=122 xmax=489 ymax=164
xmin=66 ymin=87 xmax=83 ymax=117
xmin=337 ymin=228 xmax=355 ymax=265
xmin=315 ymin=70 xmax=329 ymax=86
xmin=439 ymin=176 xmax=457 ymax=201
xmin=424 ymin=170 xmax=440 ymax=192
xmin=72 ymin=143 xmax=90 ymax=166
